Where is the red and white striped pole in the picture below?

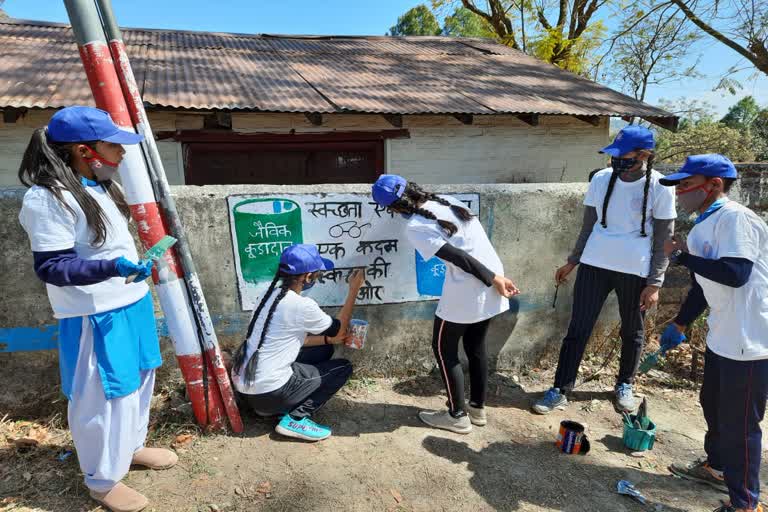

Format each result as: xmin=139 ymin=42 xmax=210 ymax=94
xmin=63 ymin=0 xmax=242 ymax=433
xmin=95 ymin=0 xmax=242 ymax=433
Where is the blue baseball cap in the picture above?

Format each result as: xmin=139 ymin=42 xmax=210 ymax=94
xmin=47 ymin=106 xmax=144 ymax=145
xmin=599 ymin=125 xmax=655 ymax=157
xmin=372 ymin=174 xmax=407 ymax=207
xmin=279 ymin=244 xmax=334 ymax=275
xmin=659 ymin=154 xmax=738 ymax=186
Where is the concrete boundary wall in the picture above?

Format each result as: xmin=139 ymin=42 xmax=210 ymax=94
xmin=1 ymin=183 xmax=620 ymax=375
xmin=3 ymin=167 xmax=766 ymax=375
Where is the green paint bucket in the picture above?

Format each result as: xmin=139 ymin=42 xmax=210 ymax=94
xmin=623 ymin=416 xmax=656 ymax=452
xmin=232 ymin=198 xmax=303 ymax=283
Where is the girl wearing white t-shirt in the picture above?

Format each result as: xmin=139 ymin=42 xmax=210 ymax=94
xmin=18 ymin=106 xmax=176 ymax=512
xmin=371 ymin=175 xmax=519 ymax=434
xmin=532 ymin=125 xmax=677 ymax=415
xmin=231 ymin=244 xmax=364 ymax=442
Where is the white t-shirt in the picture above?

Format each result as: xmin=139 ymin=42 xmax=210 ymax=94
xmin=406 ymin=196 xmax=509 ymax=324
xmin=232 ymin=289 xmax=333 ymax=395
xmin=580 ymin=168 xmax=677 ymax=277
xmin=18 ymin=185 xmax=148 ymax=319
xmin=687 ymin=201 xmax=768 ymax=361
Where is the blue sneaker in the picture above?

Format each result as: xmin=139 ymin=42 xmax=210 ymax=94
xmin=275 ymin=415 xmax=332 ymax=442
xmin=532 ymin=387 xmax=568 ymax=415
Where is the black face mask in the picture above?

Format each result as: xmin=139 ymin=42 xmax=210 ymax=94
xmin=611 ymin=156 xmax=639 ymax=174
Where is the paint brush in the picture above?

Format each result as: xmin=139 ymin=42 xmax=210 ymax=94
xmin=126 ymin=235 xmax=178 ymax=283
xmin=638 ymin=348 xmax=665 ymax=375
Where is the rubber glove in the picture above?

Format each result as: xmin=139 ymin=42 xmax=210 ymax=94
xmin=660 ymin=324 xmax=686 ymax=352
xmin=115 ymin=257 xmax=154 ymax=282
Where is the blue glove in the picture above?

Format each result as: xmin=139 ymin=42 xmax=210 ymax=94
xmin=660 ymin=324 xmax=686 ymax=352
xmin=115 ymin=257 xmax=154 ymax=282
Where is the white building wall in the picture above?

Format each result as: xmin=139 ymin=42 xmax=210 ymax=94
xmin=390 ymin=115 xmax=608 ymax=183
xmin=1 ymin=111 xmax=607 ymax=187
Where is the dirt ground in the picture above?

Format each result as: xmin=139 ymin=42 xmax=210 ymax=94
xmin=3 ymin=351 xmax=767 ymax=512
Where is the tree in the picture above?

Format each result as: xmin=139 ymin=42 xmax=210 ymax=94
xmin=754 ymin=110 xmax=768 ymax=160
xmin=388 ymin=4 xmax=442 ymax=36
xmin=606 ymin=6 xmax=700 ymax=108
xmin=720 ymin=96 xmax=762 ymax=129
xmin=656 ymin=122 xmax=758 ymax=162
xmin=668 ymin=0 xmax=768 ymax=76
xmin=443 ymin=7 xmax=496 ymax=38
xmin=432 ymin=0 xmax=610 ymax=74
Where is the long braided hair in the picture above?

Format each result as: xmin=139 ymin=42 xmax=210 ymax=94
xmin=17 ymin=128 xmax=130 ymax=246
xmin=231 ymin=270 xmax=304 ymax=384
xmin=600 ymin=152 xmax=656 ymax=238
xmin=390 ymin=182 xmax=473 ymax=237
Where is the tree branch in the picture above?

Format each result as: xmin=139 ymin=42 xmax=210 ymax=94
xmin=670 ymin=0 xmax=768 ymax=74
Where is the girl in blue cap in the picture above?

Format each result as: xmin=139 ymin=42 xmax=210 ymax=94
xmin=532 ymin=125 xmax=677 ymax=414
xmin=17 ymin=106 xmax=175 ymax=512
xmin=231 ymin=244 xmax=364 ymax=441
xmin=371 ymin=175 xmax=519 ymax=434
xmin=659 ymin=155 xmax=768 ymax=512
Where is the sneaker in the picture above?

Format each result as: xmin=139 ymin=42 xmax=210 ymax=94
xmin=467 ymin=403 xmax=487 ymax=426
xmin=274 ymin=415 xmax=332 ymax=442
xmin=89 ymin=482 xmax=148 ymax=512
xmin=532 ymin=388 xmax=568 ymax=415
xmin=418 ymin=410 xmax=472 ymax=434
xmin=131 ymin=448 xmax=178 ymax=470
xmin=615 ymin=383 xmax=637 ymax=412
xmin=669 ymin=458 xmax=728 ymax=493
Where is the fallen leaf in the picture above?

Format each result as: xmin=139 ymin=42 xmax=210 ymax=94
xmin=22 ymin=472 xmax=32 ymax=482
xmin=390 ymin=489 xmax=403 ymax=503
xmin=172 ymin=433 xmax=195 ymax=449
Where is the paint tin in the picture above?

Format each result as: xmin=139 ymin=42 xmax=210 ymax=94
xmin=232 ymin=198 xmax=303 ymax=283
xmin=556 ymin=420 xmax=590 ymax=455
xmin=346 ymin=319 xmax=368 ymax=349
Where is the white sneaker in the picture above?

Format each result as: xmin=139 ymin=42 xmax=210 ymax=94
xmin=467 ymin=404 xmax=487 ymax=426
xmin=418 ymin=410 xmax=472 ymax=434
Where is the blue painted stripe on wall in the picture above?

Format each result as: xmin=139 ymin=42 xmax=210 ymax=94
xmin=1 ymin=294 xmax=550 ymax=352
xmin=0 ymin=325 xmax=59 ymax=352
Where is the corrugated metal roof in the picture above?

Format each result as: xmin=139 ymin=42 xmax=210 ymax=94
xmin=0 ymin=18 xmax=675 ymax=121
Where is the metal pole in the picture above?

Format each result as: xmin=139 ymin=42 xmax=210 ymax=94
xmin=94 ymin=0 xmax=242 ymax=433
xmin=63 ymin=0 xmax=238 ymax=432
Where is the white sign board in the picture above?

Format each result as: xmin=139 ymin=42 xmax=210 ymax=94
xmin=227 ymin=193 xmax=481 ymax=310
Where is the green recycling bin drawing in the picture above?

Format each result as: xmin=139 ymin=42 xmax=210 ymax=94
xmin=232 ymin=198 xmax=303 ymax=283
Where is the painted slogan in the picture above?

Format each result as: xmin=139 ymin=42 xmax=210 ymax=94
xmin=227 ymin=193 xmax=481 ymax=310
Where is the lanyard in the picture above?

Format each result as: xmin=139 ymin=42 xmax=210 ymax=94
xmin=695 ymin=198 xmax=728 ymax=225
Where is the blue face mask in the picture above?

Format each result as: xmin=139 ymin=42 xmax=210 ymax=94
xmin=302 ymin=278 xmax=316 ymax=291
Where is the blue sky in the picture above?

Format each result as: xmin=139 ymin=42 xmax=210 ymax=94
xmin=5 ymin=0 xmax=766 ymax=117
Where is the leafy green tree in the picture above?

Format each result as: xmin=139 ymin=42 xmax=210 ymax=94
xmin=656 ymin=122 xmax=757 ymax=162
xmin=720 ymin=96 xmax=761 ymax=129
xmin=388 ymin=4 xmax=442 ymax=36
xmin=754 ymin=110 xmax=768 ymax=160
xmin=431 ymin=0 xmax=610 ymax=75
xmin=442 ymin=7 xmax=495 ymax=38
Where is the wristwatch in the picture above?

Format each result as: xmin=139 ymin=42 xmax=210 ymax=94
xmin=670 ymin=249 xmax=684 ymax=264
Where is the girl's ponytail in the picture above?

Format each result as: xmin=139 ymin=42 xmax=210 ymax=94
xmin=391 ymin=182 xmax=473 ymax=237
